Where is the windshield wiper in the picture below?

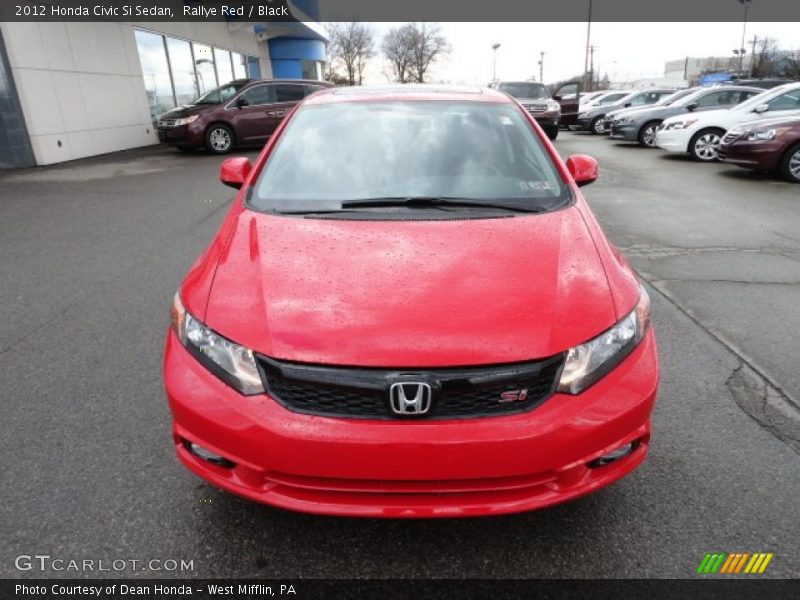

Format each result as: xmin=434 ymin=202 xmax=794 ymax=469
xmin=340 ymin=196 xmax=546 ymax=213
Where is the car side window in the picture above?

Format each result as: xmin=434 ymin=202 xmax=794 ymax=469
xmin=695 ymin=91 xmax=725 ymax=107
xmin=739 ymin=91 xmax=758 ymax=103
xmin=767 ymin=90 xmax=800 ymax=111
xmin=239 ymin=85 xmax=274 ymax=106
xmin=305 ymin=84 xmax=325 ymax=96
xmin=600 ymin=93 xmax=626 ymax=105
xmin=274 ymin=84 xmax=305 ymax=103
xmin=628 ymin=94 xmax=648 ymax=106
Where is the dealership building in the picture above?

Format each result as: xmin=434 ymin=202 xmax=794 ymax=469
xmin=0 ymin=1 xmax=326 ymax=168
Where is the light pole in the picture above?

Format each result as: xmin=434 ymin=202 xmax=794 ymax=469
xmin=737 ymin=0 xmax=752 ymax=76
xmin=583 ymin=0 xmax=593 ymax=92
xmin=492 ymin=43 xmax=501 ymax=81
xmin=538 ymin=51 xmax=545 ymax=82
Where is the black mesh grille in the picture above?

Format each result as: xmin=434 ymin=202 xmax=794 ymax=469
xmin=257 ymin=354 xmax=564 ymax=420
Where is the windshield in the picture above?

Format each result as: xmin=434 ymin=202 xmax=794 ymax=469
xmin=194 ymin=82 xmax=247 ymax=105
xmin=250 ymin=101 xmax=569 ymax=215
xmin=497 ymin=83 xmax=549 ymax=99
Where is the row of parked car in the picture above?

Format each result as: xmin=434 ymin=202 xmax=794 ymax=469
xmin=578 ymin=83 xmax=800 ymax=183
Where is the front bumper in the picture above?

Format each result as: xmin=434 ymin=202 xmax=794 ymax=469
xmin=654 ymin=129 xmax=689 ymax=153
xmin=164 ymin=329 xmax=659 ymax=518
xmin=531 ymin=114 xmax=560 ymax=130
xmin=573 ymin=117 xmax=591 ymax=131
xmin=609 ymin=123 xmax=638 ymax=141
xmin=157 ymin=124 xmax=205 ymax=147
xmin=718 ymin=140 xmax=783 ymax=172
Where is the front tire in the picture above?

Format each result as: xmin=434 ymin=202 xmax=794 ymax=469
xmin=778 ymin=142 xmax=800 ymax=183
xmin=689 ymin=128 xmax=724 ymax=161
xmin=590 ymin=116 xmax=605 ymax=135
xmin=205 ymin=124 xmax=234 ymax=154
xmin=638 ymin=121 xmax=661 ymax=147
xmin=545 ymin=126 xmax=559 ymax=141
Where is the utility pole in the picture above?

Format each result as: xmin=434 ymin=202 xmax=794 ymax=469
xmin=538 ymin=51 xmax=545 ymax=83
xmin=737 ymin=0 xmax=752 ymax=76
xmin=583 ymin=0 xmax=593 ymax=92
xmin=491 ymin=43 xmax=501 ymax=81
xmin=589 ymin=45 xmax=596 ymax=92
xmin=749 ymin=35 xmax=758 ymax=77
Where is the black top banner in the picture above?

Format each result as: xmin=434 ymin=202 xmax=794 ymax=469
xmin=1 ymin=0 xmax=800 ymax=22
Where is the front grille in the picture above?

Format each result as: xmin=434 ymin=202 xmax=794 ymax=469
xmin=158 ymin=119 xmax=176 ymax=128
xmin=257 ymin=354 xmax=564 ymax=420
xmin=523 ymin=103 xmax=548 ymax=113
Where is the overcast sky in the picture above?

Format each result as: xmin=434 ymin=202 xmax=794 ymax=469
xmin=351 ymin=22 xmax=800 ymax=85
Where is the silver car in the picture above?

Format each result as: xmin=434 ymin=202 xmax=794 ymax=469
xmin=607 ymin=86 xmax=761 ymax=147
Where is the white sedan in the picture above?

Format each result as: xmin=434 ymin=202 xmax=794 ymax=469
xmin=655 ymin=83 xmax=800 ymax=161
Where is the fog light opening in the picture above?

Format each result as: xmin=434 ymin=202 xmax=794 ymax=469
xmin=587 ymin=440 xmax=639 ymax=469
xmin=183 ymin=439 xmax=236 ymax=468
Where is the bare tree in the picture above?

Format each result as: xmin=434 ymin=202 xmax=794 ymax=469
xmin=751 ymin=37 xmax=780 ymax=78
xmin=382 ymin=24 xmax=416 ymax=83
xmin=382 ymin=23 xmax=449 ymax=84
xmin=782 ymin=49 xmax=800 ymax=80
xmin=326 ymin=22 xmax=375 ymax=86
xmin=408 ymin=23 xmax=449 ymax=83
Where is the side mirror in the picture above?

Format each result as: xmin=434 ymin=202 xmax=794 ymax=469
xmin=753 ymin=103 xmax=769 ymax=113
xmin=686 ymin=102 xmax=698 ymax=112
xmin=552 ymin=95 xmax=562 ymax=101
xmin=234 ymin=97 xmax=249 ymax=108
xmin=623 ymin=102 xmax=632 ymax=107
xmin=565 ymin=154 xmax=598 ymax=188
xmin=219 ymin=157 xmax=252 ymax=190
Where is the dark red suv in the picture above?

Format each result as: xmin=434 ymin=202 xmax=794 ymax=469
xmin=157 ymin=79 xmax=333 ymax=153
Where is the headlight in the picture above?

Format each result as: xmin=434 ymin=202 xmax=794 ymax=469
xmin=546 ymin=100 xmax=561 ymax=112
xmin=663 ymin=119 xmax=697 ymax=130
xmin=558 ymin=286 xmax=651 ymax=394
xmin=745 ymin=128 xmax=779 ymax=141
xmin=171 ymin=293 xmax=264 ymax=395
xmin=173 ymin=115 xmax=199 ymax=126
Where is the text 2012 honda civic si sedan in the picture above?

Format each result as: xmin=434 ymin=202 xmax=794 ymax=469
xmin=163 ymin=85 xmax=659 ymax=518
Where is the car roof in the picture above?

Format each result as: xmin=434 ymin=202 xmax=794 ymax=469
xmin=304 ymin=85 xmax=511 ymax=105
xmin=244 ymin=78 xmax=334 ymax=86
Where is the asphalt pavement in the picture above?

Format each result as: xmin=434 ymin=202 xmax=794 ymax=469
xmin=0 ymin=137 xmax=798 ymax=579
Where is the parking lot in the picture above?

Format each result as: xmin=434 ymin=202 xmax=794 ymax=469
xmin=1 ymin=133 xmax=798 ymax=578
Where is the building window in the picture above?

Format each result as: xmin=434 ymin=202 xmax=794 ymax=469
xmin=214 ymin=48 xmax=234 ymax=85
xmin=232 ymin=53 xmax=247 ymax=79
xmin=166 ymin=37 xmax=197 ymax=107
xmin=134 ymin=30 xmax=175 ymax=120
xmin=192 ymin=43 xmax=217 ymax=94
xmin=300 ymin=60 xmax=322 ymax=80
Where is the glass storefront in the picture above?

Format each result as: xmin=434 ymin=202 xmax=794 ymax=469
xmin=134 ymin=28 xmax=258 ymax=122
xmin=165 ymin=37 xmax=197 ymax=107
xmin=192 ymin=43 xmax=217 ymax=95
xmin=214 ymin=48 xmax=234 ymax=87
xmin=232 ymin=53 xmax=247 ymax=79
xmin=134 ymin=30 xmax=174 ymax=120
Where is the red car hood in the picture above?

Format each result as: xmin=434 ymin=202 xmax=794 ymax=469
xmin=203 ymin=208 xmax=617 ymax=367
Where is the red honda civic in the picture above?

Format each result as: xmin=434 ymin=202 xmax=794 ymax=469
xmin=164 ymin=86 xmax=659 ymax=518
